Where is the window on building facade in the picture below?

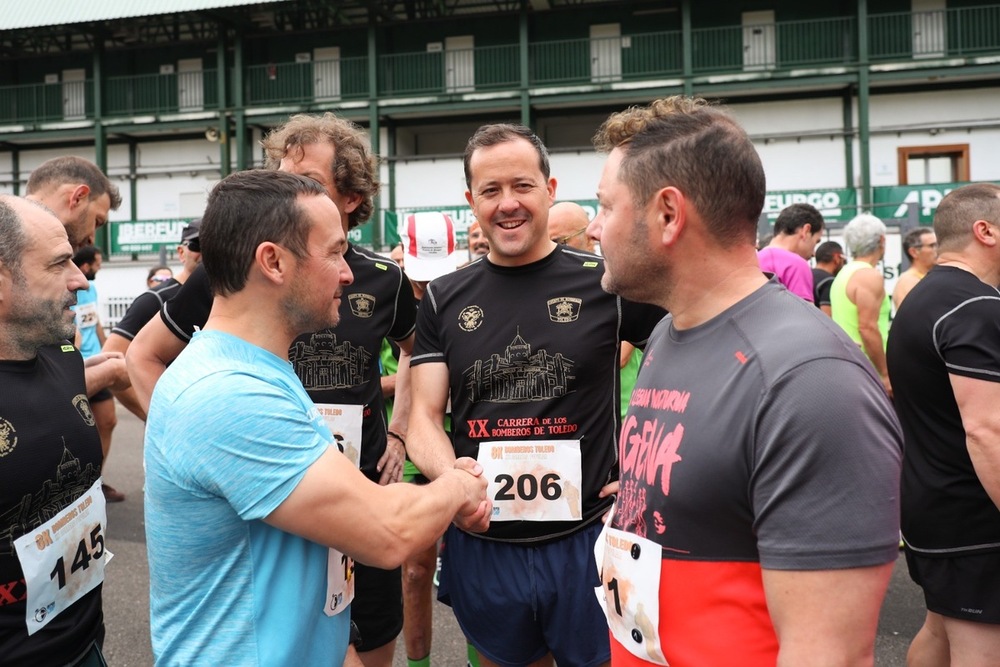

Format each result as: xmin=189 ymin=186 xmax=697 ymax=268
xmin=897 ymin=144 xmax=970 ymax=184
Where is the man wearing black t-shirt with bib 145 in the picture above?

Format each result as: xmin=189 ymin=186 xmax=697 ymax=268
xmin=0 ymin=195 xmax=109 ymax=665
xmin=888 ymin=183 xmax=1000 ymax=666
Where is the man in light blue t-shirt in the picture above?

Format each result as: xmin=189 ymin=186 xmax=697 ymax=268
xmin=143 ymin=169 xmax=490 ymax=667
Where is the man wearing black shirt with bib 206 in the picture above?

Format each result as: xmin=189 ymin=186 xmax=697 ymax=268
xmin=406 ymin=125 xmax=664 ymax=667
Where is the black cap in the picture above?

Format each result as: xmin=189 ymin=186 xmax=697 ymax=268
xmin=181 ymin=218 xmax=201 ymax=244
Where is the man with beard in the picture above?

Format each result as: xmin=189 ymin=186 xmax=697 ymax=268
xmin=587 ymin=97 xmax=902 ymax=666
xmin=406 ymin=124 xmax=665 ymax=667
xmin=0 ymin=195 xmax=108 ymax=665
xmin=26 ymin=156 xmax=130 ymax=492
xmin=25 ymin=156 xmax=120 ymax=252
xmin=128 ymin=113 xmax=419 ymax=666
xmin=142 ymin=170 xmax=488 ymax=666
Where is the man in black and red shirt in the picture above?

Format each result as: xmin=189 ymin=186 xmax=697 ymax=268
xmin=588 ymin=97 xmax=902 ymax=667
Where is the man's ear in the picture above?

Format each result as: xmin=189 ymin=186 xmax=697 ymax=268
xmin=70 ymin=184 xmax=91 ymax=209
xmin=340 ymin=192 xmax=363 ymax=215
xmin=655 ymin=186 xmax=686 ymax=247
xmin=973 ymin=219 xmax=999 ymax=247
xmin=255 ymin=242 xmax=289 ymax=285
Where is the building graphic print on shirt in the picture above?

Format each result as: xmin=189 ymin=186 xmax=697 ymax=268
xmin=463 ymin=330 xmax=576 ymax=403
xmin=289 ymin=331 xmax=373 ymax=390
xmin=0 ymin=446 xmax=100 ymax=560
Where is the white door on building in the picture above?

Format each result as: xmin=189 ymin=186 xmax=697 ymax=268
xmin=742 ymin=10 xmax=776 ymax=71
xmin=590 ymin=23 xmax=622 ymax=83
xmin=314 ymin=47 xmax=342 ymax=101
xmin=178 ymin=58 xmax=204 ymax=111
xmin=445 ymin=36 xmax=475 ymax=93
xmin=912 ymin=0 xmax=946 ymax=58
xmin=62 ymin=69 xmax=86 ymax=119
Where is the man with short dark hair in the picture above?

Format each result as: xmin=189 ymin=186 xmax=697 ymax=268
xmin=892 ymin=227 xmax=938 ymax=309
xmin=128 ymin=113 xmax=418 ymax=667
xmin=757 ymin=203 xmax=825 ymax=302
xmin=407 ymin=123 xmax=665 ymax=667
xmin=588 ymin=96 xmax=902 ymax=666
xmin=25 ymin=156 xmax=122 ymax=250
xmin=0 ymin=195 xmax=108 ymax=664
xmin=143 ymin=170 xmax=488 ymax=666
xmin=812 ymin=240 xmax=845 ymax=316
xmin=25 ymin=155 xmax=131 ymax=478
xmin=887 ymin=182 xmax=1000 ymax=667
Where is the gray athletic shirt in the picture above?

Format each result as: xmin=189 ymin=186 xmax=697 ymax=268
xmin=613 ymin=279 xmax=902 ymax=570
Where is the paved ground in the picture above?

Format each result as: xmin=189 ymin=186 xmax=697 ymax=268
xmin=101 ymin=405 xmax=925 ymax=666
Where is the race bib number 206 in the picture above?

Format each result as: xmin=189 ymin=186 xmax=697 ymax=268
xmin=477 ymin=440 xmax=582 ymax=522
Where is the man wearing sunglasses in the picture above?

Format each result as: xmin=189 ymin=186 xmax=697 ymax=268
xmin=102 ymin=220 xmax=203 ymax=424
xmin=548 ymin=201 xmax=594 ymax=252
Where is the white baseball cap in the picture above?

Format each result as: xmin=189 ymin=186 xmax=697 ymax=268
xmin=400 ymin=211 xmax=460 ymax=281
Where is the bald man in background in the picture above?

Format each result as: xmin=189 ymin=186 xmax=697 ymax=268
xmin=548 ymin=202 xmax=595 ymax=252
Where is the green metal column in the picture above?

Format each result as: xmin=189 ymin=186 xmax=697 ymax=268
xmin=93 ymin=45 xmax=111 ymax=254
xmin=217 ymin=27 xmax=231 ymax=176
xmin=11 ymin=150 xmax=19 ymax=196
xmin=519 ymin=5 xmax=531 ymax=126
xmin=682 ymin=0 xmax=693 ymax=96
xmin=92 ymin=42 xmax=104 ymax=126
xmin=387 ymin=121 xmax=396 ymax=213
xmin=857 ymin=0 xmax=871 ymax=208
xmin=128 ymin=141 xmax=138 ymax=222
xmin=842 ymin=91 xmax=855 ymax=192
xmin=233 ymin=30 xmax=247 ymax=170
xmin=368 ymin=19 xmax=382 ymax=249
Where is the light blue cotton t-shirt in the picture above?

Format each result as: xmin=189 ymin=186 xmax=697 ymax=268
xmin=72 ymin=283 xmax=101 ymax=358
xmin=144 ymin=329 xmax=349 ymax=666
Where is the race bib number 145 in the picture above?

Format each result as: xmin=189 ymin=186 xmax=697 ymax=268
xmin=14 ymin=479 xmax=110 ymax=635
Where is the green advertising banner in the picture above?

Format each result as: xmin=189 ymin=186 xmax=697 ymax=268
xmin=110 ymin=219 xmax=192 ymax=255
xmin=872 ymin=183 xmax=969 ymax=223
xmin=762 ymin=188 xmax=858 ymax=221
xmin=112 ymin=218 xmax=373 ymax=254
xmin=347 ymin=224 xmax=373 ymax=247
